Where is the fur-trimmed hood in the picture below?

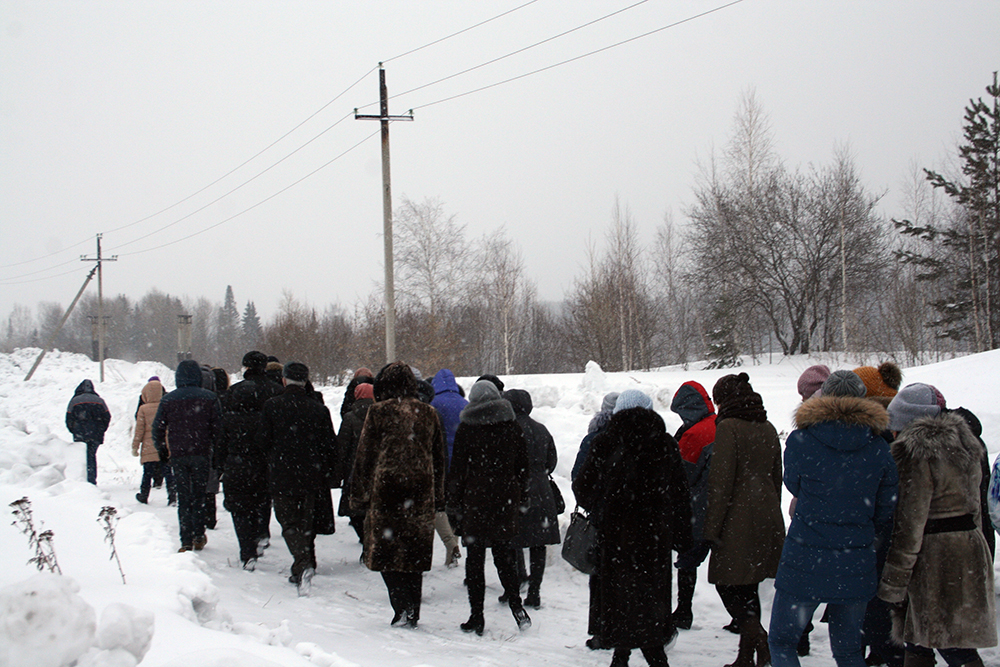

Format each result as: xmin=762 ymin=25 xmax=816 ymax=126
xmin=794 ymin=395 xmax=889 ymax=432
xmin=892 ymin=411 xmax=980 ymax=469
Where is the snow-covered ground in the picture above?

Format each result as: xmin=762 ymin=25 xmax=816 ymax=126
xmin=1 ymin=348 xmax=998 ymax=667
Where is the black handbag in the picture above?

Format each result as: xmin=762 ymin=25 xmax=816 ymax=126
xmin=561 ymin=506 xmax=598 ymax=574
xmin=549 ymin=476 xmax=566 ymax=515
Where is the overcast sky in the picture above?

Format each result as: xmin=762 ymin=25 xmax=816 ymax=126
xmin=2 ymin=1 xmax=998 ymax=324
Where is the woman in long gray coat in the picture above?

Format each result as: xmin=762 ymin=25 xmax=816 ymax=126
xmin=447 ymin=380 xmax=531 ymax=636
xmin=349 ymin=362 xmax=446 ymax=629
xmin=878 ymin=384 xmax=996 ymax=667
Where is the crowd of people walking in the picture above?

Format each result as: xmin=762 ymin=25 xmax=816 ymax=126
xmin=65 ymin=353 xmax=998 ymax=667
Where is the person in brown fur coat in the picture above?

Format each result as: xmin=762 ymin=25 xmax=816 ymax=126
xmin=349 ymin=362 xmax=447 ymax=629
xmin=878 ymin=383 xmax=996 ymax=667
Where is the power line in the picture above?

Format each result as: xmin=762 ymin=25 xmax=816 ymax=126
xmin=410 ymin=0 xmax=746 ymax=112
xmin=382 ymin=0 xmax=541 ymax=64
xmin=0 ymin=256 xmax=84 ymax=283
xmin=115 ymin=128 xmax=382 ymax=258
xmin=0 ymin=265 xmax=88 ymax=287
xmin=107 ymin=111 xmax=355 ymax=252
xmin=384 ymin=0 xmax=654 ymax=105
xmin=0 ymin=236 xmax=93 ymax=271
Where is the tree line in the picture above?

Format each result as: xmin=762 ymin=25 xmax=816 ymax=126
xmin=5 ymin=75 xmax=998 ymax=378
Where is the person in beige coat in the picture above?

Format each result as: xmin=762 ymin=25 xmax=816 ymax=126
xmin=132 ymin=379 xmax=174 ymax=505
xmin=878 ymin=383 xmax=996 ymax=667
xmin=678 ymin=372 xmax=785 ymax=667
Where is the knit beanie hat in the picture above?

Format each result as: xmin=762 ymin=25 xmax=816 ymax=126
xmin=354 ymin=382 xmax=374 ymax=400
xmin=852 ymin=362 xmax=902 ymax=399
xmin=614 ymin=389 xmax=653 ymax=414
xmin=821 ymin=370 xmax=867 ymax=398
xmin=713 ymin=372 xmax=753 ymax=407
xmin=797 ymin=365 xmax=831 ymax=401
xmin=354 ymin=367 xmax=373 ymax=379
xmin=601 ymin=392 xmax=620 ymax=414
xmin=283 ymin=361 xmax=309 ymax=383
xmin=887 ymin=383 xmax=942 ymax=432
xmin=469 ymin=379 xmax=502 ymax=404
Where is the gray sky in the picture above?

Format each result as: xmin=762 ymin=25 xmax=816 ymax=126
xmin=2 ymin=1 xmax=998 ymax=324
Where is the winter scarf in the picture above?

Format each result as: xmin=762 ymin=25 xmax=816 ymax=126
xmin=460 ymin=379 xmax=515 ymax=426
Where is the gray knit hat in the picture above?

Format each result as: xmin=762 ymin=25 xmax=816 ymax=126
xmin=887 ymin=383 xmax=941 ymax=432
xmin=601 ymin=392 xmax=621 ymax=413
xmin=614 ymin=389 xmax=653 ymax=414
xmin=821 ymin=370 xmax=867 ymax=398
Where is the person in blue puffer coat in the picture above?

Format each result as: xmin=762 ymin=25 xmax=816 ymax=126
xmin=769 ymin=371 xmax=898 ymax=667
xmin=431 ymin=368 xmax=468 ymax=567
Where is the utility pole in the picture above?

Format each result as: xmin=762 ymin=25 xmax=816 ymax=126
xmin=24 ymin=266 xmax=98 ymax=381
xmin=81 ymin=234 xmax=117 ymax=382
xmin=177 ymin=315 xmax=192 ymax=365
xmin=356 ymin=65 xmax=413 ymax=364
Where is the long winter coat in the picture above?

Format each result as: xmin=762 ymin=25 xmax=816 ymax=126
xmin=703 ymin=416 xmax=785 ymax=585
xmin=505 ymin=389 xmax=561 ymax=547
xmin=777 ymin=396 xmax=898 ymax=603
xmin=336 ymin=396 xmax=372 ymax=518
xmin=152 ymin=361 xmax=221 ymax=459
xmin=572 ymin=407 xmax=694 ymax=649
xmin=66 ymin=380 xmax=111 ymax=445
xmin=350 ymin=396 xmax=446 ymax=572
xmin=447 ymin=395 xmax=529 ymax=544
xmin=217 ymin=369 xmax=282 ymax=510
xmin=877 ymin=412 xmax=997 ymax=649
xmin=132 ymin=380 xmax=164 ymax=463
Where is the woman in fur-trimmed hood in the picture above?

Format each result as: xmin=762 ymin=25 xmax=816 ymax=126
xmin=769 ymin=372 xmax=899 ymax=667
xmin=877 ymin=384 xmax=996 ymax=667
xmin=447 ymin=379 xmax=532 ymax=635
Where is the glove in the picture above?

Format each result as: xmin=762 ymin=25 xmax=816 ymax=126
xmin=675 ymin=540 xmax=712 ymax=570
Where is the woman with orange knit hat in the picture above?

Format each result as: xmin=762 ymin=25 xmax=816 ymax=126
xmin=851 ymin=362 xmax=902 ymax=407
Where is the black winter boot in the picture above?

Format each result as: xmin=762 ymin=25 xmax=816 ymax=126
xmin=674 ymin=567 xmax=696 ymax=630
xmin=641 ymin=645 xmax=669 ymax=667
xmin=461 ymin=613 xmax=485 ymax=636
xmin=610 ymin=648 xmax=631 ymax=667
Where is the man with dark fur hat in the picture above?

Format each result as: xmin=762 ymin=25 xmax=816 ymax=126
xmin=257 ymin=361 xmax=337 ymax=595
xmin=218 ymin=351 xmax=283 ymax=570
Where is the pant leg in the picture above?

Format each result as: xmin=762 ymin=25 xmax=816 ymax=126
xmin=528 ymin=546 xmax=546 ymax=594
xmin=405 ymin=571 xmax=423 ymax=620
xmin=465 ymin=540 xmax=487 ymax=615
xmin=204 ymin=493 xmax=217 ymax=529
xmin=768 ymin=589 xmax=818 ymax=667
xmin=163 ymin=463 xmax=176 ymax=502
xmin=716 ymin=583 xmax=761 ymax=623
xmin=86 ymin=441 xmax=100 ymax=484
xmin=434 ymin=511 xmax=459 ymax=548
xmin=589 ymin=571 xmax=603 ymax=637
xmin=273 ymin=493 xmax=316 ymax=579
xmin=492 ymin=543 xmax=523 ymax=605
xmin=381 ymin=572 xmax=405 ymax=616
xmin=173 ymin=456 xmax=209 ymax=546
xmin=676 ymin=567 xmax=697 ymax=608
xmin=139 ymin=462 xmax=154 ymax=500
xmin=826 ymin=601 xmax=868 ymax=667
xmin=259 ymin=495 xmax=272 ymax=541
xmin=231 ymin=504 xmax=262 ymax=563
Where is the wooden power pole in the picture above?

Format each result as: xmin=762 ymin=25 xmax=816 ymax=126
xmin=356 ymin=65 xmax=413 ymax=364
xmin=81 ymin=234 xmax=117 ymax=382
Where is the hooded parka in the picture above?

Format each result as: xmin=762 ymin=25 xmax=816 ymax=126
xmin=504 ymin=389 xmax=561 ymax=547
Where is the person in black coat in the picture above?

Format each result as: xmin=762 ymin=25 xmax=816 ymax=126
xmin=66 ymin=379 xmax=111 ymax=485
xmin=448 ymin=380 xmax=531 ymax=636
xmin=336 ymin=381 xmax=374 ymax=545
xmin=152 ymin=360 xmax=223 ymax=552
xmin=340 ymin=367 xmax=374 ymax=418
xmin=504 ymin=388 xmax=561 ymax=609
xmin=256 ymin=362 xmax=338 ymax=593
xmin=218 ymin=351 xmax=283 ymax=569
xmin=573 ymin=390 xmax=693 ymax=667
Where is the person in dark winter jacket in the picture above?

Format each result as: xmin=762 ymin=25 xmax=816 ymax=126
xmin=340 ymin=367 xmax=374 ymax=418
xmin=669 ymin=380 xmax=716 ymax=631
xmin=336 ymin=381 xmax=374 ymax=545
xmin=350 ymin=362 xmax=447 ymax=628
xmin=152 ymin=360 xmax=222 ymax=552
xmin=878 ymin=384 xmax=996 ymax=667
xmin=574 ymin=389 xmax=693 ymax=667
xmin=200 ymin=365 xmax=223 ymax=530
xmin=448 ymin=380 xmax=531 ymax=636
xmin=430 ymin=368 xmax=467 ymax=567
xmin=676 ymin=372 xmax=784 ymax=667
xmin=218 ymin=351 xmax=283 ymax=569
xmin=66 ymin=379 xmax=111 ymax=485
xmin=944 ymin=405 xmax=995 ymax=561
xmin=257 ymin=361 xmax=338 ymax=594
xmin=572 ymin=391 xmax=620 ymax=483
xmin=504 ymin=388 xmax=561 ymax=609
xmin=769 ymin=371 xmax=898 ymax=667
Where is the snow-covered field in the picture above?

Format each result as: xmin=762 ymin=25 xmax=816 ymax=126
xmin=1 ymin=348 xmax=998 ymax=667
